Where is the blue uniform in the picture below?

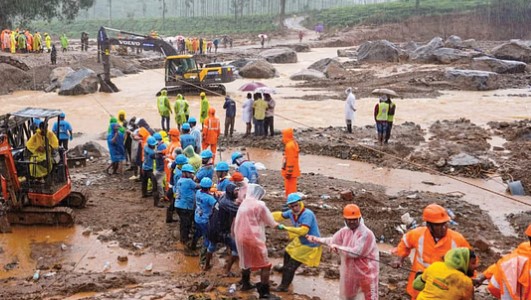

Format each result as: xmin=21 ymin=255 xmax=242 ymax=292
xmin=282 ymin=209 xmax=321 ymax=247
xmin=142 ymin=145 xmax=156 ymax=171
xmin=196 ymin=165 xmax=214 ymax=182
xmin=107 ymin=131 xmax=125 ymax=163
xmin=237 ymin=161 xmax=259 ymax=183
xmin=155 ymin=143 xmax=167 ymax=172
xmin=180 ymin=134 xmax=196 ymax=151
xmin=217 ymin=178 xmax=230 ymax=192
xmin=174 ymin=177 xmax=196 ymax=210
xmin=171 ymin=167 xmax=183 ymax=186
xmin=52 ymin=120 xmax=73 ymax=140
xmin=194 ymin=190 xmax=217 ymax=224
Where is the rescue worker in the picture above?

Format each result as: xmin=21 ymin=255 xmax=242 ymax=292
xmin=142 ymin=136 xmax=159 ymax=202
xmin=179 ymin=123 xmax=196 ymax=152
xmin=174 ymin=163 xmax=197 ymax=250
xmin=50 ymin=44 xmax=57 ymax=65
xmin=33 ymin=31 xmax=42 ymax=53
xmin=374 ymin=95 xmax=390 ymax=145
xmin=264 ymin=93 xmax=276 ymax=137
xmin=157 ymin=89 xmax=172 ymax=132
xmin=391 ymin=203 xmax=472 ymax=299
xmin=24 ymin=30 xmax=33 ymax=52
xmin=173 ymin=94 xmax=187 ymax=130
xmin=272 ymin=193 xmax=322 ymax=292
xmin=153 ymin=132 xmax=167 ymax=207
xmin=165 ymin=128 xmax=181 ymax=186
xmin=474 ymin=224 xmax=531 ymax=299
xmin=106 ymin=123 xmax=125 ymax=175
xmin=189 ymin=117 xmax=202 ymax=154
xmin=26 ymin=122 xmax=59 ymax=179
xmin=166 ymin=154 xmax=188 ymax=223
xmin=202 ymin=107 xmax=220 ymax=160
xmin=385 ymin=97 xmax=396 ymax=144
xmin=231 ymin=151 xmax=259 ymax=184
xmin=44 ymin=33 xmax=51 ymax=52
xmin=281 ymin=128 xmax=300 ymax=197
xmin=52 ymin=112 xmax=73 ymax=150
xmin=345 ymin=87 xmax=356 ymax=133
xmin=60 ymin=33 xmax=68 ymax=52
xmin=307 ymin=204 xmax=379 ymax=300
xmin=253 ymin=93 xmax=268 ymax=136
xmin=196 ymin=150 xmax=214 ymax=183
xmin=214 ymin=162 xmax=230 ymax=192
xmin=193 ymin=177 xmax=217 ymax=270
xmin=199 ymin=92 xmax=209 ymax=126
xmin=9 ymin=30 xmax=16 ymax=54
xmin=242 ymin=93 xmax=253 ymax=137
xmin=183 ymin=144 xmax=201 ymax=172
xmin=117 ymin=110 xmax=132 ymax=166
xmin=17 ymin=31 xmax=27 ymax=52
xmin=223 ymin=95 xmax=236 ymax=138
xmin=414 ymin=247 xmax=477 ymax=300
xmin=233 ymin=184 xmax=281 ymax=299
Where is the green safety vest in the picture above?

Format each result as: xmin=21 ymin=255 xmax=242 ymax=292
xmin=376 ymin=102 xmax=390 ymax=121
xmin=157 ymin=95 xmax=170 ymax=116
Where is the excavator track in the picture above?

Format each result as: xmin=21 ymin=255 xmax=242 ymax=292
xmin=0 ymin=56 xmax=30 ymax=71
xmin=7 ymin=206 xmax=75 ymax=227
xmin=61 ymin=189 xmax=89 ymax=209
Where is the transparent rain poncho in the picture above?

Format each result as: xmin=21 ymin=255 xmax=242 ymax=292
xmin=233 ymin=184 xmax=277 ymax=270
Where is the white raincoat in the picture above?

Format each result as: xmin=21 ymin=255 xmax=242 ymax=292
xmin=345 ymin=88 xmax=356 ymax=121
xmin=234 ymin=184 xmax=277 ymax=270
xmin=242 ymin=96 xmax=253 ymax=123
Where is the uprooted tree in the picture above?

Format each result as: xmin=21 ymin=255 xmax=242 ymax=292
xmin=0 ymin=0 xmax=95 ymax=29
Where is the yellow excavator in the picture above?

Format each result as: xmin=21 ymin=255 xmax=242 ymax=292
xmin=97 ymin=27 xmax=235 ymax=95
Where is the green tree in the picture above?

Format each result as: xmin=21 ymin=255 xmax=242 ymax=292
xmin=0 ymin=0 xmax=95 ymax=28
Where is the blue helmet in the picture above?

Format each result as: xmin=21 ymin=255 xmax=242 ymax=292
xmin=181 ymin=164 xmax=195 ymax=173
xmin=200 ymin=177 xmax=213 ymax=188
xmin=147 ymin=136 xmax=157 ymax=146
xmin=287 ymin=193 xmax=302 ymax=205
xmin=182 ymin=123 xmax=191 ymax=131
xmin=59 ymin=112 xmax=66 ymax=118
xmin=188 ymin=117 xmax=197 ymax=124
xmin=215 ymin=161 xmax=229 ymax=172
xmin=175 ymin=154 xmax=188 ymax=165
xmin=231 ymin=151 xmax=243 ymax=164
xmin=201 ymin=149 xmax=213 ymax=159
xmin=153 ymin=132 xmax=162 ymax=141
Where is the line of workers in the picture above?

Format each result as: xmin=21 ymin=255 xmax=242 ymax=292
xmin=1 ymin=29 xmax=70 ymax=53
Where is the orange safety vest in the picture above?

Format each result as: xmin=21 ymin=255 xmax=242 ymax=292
xmin=281 ymin=128 xmax=300 ymax=178
xmin=487 ymin=252 xmax=530 ymax=299
xmin=394 ymin=227 xmax=471 ymax=299
xmin=202 ymin=117 xmax=220 ymax=145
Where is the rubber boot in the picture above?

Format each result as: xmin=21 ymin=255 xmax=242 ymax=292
xmin=203 ymin=252 xmax=213 ymax=270
xmin=240 ymin=269 xmax=255 ymax=291
xmin=275 ymin=263 xmax=296 ymax=292
xmin=347 ymin=124 xmax=352 ymax=133
xmin=166 ymin=205 xmax=174 ymax=223
xmin=258 ymin=283 xmax=280 ymax=300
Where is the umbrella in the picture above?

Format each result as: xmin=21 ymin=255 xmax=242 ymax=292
xmin=371 ymin=88 xmax=398 ymax=97
xmin=175 ymin=35 xmax=184 ymax=40
xmin=238 ymin=82 xmax=267 ymax=92
xmin=254 ymin=86 xmax=277 ymax=94
xmin=258 ymin=34 xmax=268 ymax=39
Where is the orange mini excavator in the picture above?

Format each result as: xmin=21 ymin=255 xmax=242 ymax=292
xmin=0 ymin=107 xmax=88 ymax=233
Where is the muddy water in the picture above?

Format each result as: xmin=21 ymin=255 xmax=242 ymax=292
xmin=232 ymin=147 xmax=531 ymax=236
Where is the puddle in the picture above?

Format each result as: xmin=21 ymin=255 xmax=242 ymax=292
xmin=0 ymin=226 xmax=199 ymax=280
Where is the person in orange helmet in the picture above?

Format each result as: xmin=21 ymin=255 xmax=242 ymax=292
xmin=164 ymin=128 xmax=181 ymax=184
xmin=202 ymin=107 xmax=220 ymax=162
xmin=281 ymin=128 xmax=300 ymax=197
xmin=474 ymin=224 xmax=531 ymax=299
xmin=391 ymin=203 xmax=472 ymax=299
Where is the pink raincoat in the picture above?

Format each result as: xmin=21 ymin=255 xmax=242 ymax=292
xmin=234 ymin=184 xmax=277 ymax=270
xmin=322 ymin=223 xmax=379 ymax=300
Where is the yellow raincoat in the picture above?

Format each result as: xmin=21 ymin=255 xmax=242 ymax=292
xmin=26 ymin=129 xmax=59 ymax=178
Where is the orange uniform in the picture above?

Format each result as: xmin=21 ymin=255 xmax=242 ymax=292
xmin=281 ymin=128 xmax=300 ymax=197
xmin=394 ymin=226 xmax=471 ymax=299
xmin=164 ymin=128 xmax=181 ymax=187
xmin=138 ymin=127 xmax=150 ymax=161
xmin=202 ymin=107 xmax=220 ymax=161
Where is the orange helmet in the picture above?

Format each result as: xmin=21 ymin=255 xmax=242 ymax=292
xmin=343 ymin=204 xmax=362 ymax=219
xmin=525 ymin=224 xmax=531 ymax=237
xmin=169 ymin=128 xmax=180 ymax=137
xmin=423 ymin=204 xmax=450 ymax=223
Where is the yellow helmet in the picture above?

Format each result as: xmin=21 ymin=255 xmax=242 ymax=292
xmin=200 ymin=92 xmax=206 ymax=97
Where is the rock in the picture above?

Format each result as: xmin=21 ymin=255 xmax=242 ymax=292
xmin=435 ymin=158 xmax=446 ymax=167
xmin=444 ymin=35 xmax=463 ymax=49
xmin=239 ymin=60 xmax=276 ymax=79
xmin=117 ymin=256 xmax=128 ymax=262
xmin=444 ymin=69 xmax=499 ymax=91
xmin=492 ymin=40 xmax=531 ymax=63
xmin=357 ymin=40 xmax=400 ymax=63
xmin=259 ymin=48 xmax=298 ymax=63
xmin=493 ymin=146 xmax=505 ymax=151
xmin=290 ymin=69 xmax=326 ymax=81
xmin=82 ymin=229 xmax=92 ymax=236
xmin=432 ymin=48 xmax=482 ymax=64
xmin=471 ymin=56 xmax=527 ymax=74
xmin=473 ymin=235 xmax=491 ymax=252
xmin=308 ymin=58 xmax=348 ymax=79
xmin=402 ymin=41 xmax=418 ymax=52
xmin=340 ymin=190 xmax=353 ymax=201
xmin=71 ymin=141 xmax=109 ymax=158
xmin=49 ymin=67 xmax=74 ymax=87
xmin=276 ymin=43 xmax=311 ymax=52
xmin=58 ymin=68 xmax=98 ymax=96
xmin=110 ymin=68 xmax=125 ymax=78
xmin=230 ymin=58 xmax=252 ymax=69
xmin=462 ymin=39 xmax=478 ymax=49
xmin=410 ymin=37 xmax=444 ymax=62
xmin=447 ymin=152 xmax=481 ymax=166
xmin=308 ymin=58 xmax=341 ymax=73
xmin=337 ymin=48 xmax=356 ymax=57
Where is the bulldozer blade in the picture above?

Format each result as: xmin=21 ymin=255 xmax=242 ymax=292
xmin=7 ymin=206 xmax=75 ymax=227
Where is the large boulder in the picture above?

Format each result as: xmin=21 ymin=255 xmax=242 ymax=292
xmin=49 ymin=67 xmax=75 ymax=86
xmin=337 ymin=48 xmax=356 ymax=57
xmin=471 ymin=56 xmax=527 ymax=74
xmin=70 ymin=141 xmax=109 ymax=158
xmin=308 ymin=58 xmax=348 ymax=79
xmin=492 ymin=40 xmax=531 ymax=63
xmin=410 ymin=37 xmax=444 ymax=62
xmin=230 ymin=58 xmax=253 ymax=69
xmin=290 ymin=69 xmax=326 ymax=81
xmin=58 ymin=68 xmax=98 ymax=96
xmin=462 ymin=39 xmax=478 ymax=49
xmin=239 ymin=60 xmax=276 ymax=79
xmin=308 ymin=58 xmax=342 ymax=73
xmin=432 ymin=48 xmax=482 ymax=64
xmin=357 ymin=40 xmax=400 ymax=63
xmin=444 ymin=35 xmax=463 ymax=49
xmin=402 ymin=41 xmax=418 ymax=53
xmin=448 ymin=152 xmax=480 ymax=166
xmin=276 ymin=43 xmax=311 ymax=53
xmin=259 ymin=48 xmax=298 ymax=63
xmin=445 ymin=69 xmax=499 ymax=91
